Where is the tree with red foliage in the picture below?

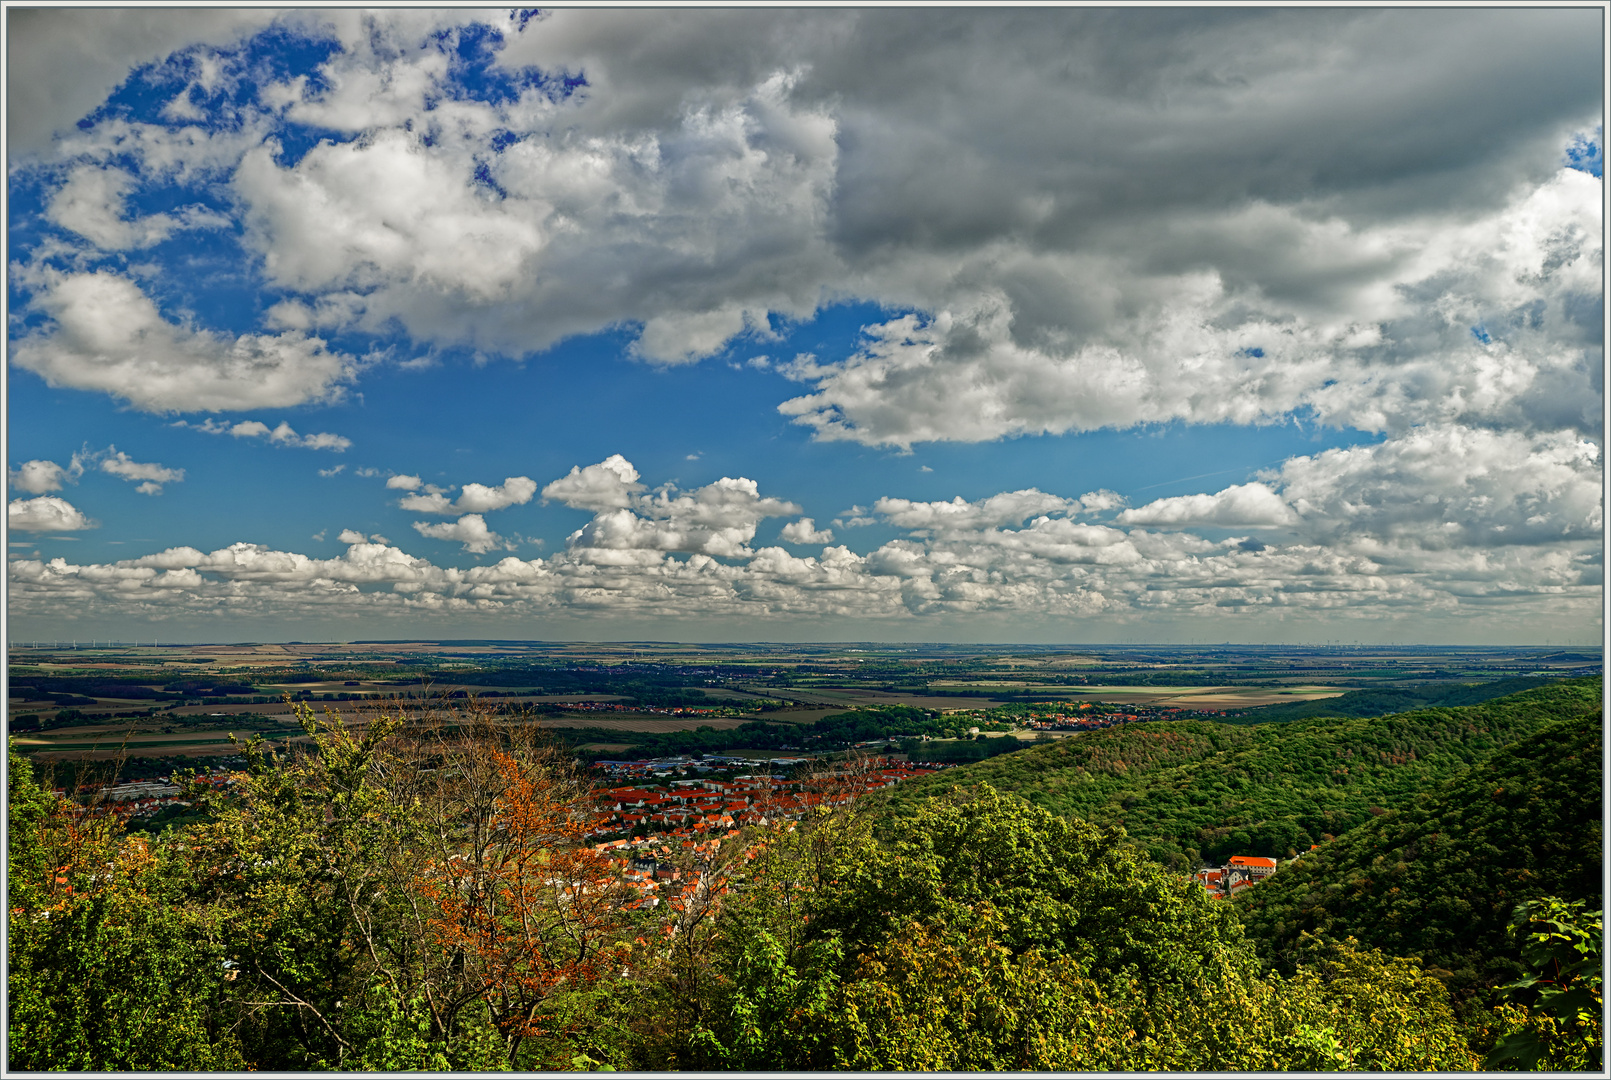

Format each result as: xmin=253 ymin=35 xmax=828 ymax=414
xmin=418 ymin=747 xmax=631 ymax=1065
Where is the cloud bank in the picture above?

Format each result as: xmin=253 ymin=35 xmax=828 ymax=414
xmin=9 ymin=447 xmax=1598 ymax=637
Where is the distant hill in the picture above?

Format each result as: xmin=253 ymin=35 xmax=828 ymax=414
xmin=872 ymin=678 xmax=1601 ymax=870
xmin=1236 ymin=709 xmax=1603 ymax=1005
xmin=1222 ymin=675 xmax=1567 ymax=725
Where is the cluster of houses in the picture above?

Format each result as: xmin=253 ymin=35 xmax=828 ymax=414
xmin=1193 ymin=854 xmax=1280 ymax=899
xmin=605 ymin=831 xmax=744 ymax=910
xmin=55 ymin=770 xmax=241 ymax=821
xmin=587 ymin=760 xmax=940 ymax=910
xmin=591 ymin=761 xmax=935 ymax=837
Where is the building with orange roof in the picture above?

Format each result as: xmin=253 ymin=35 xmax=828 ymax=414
xmin=1196 ymin=855 xmax=1280 ymax=898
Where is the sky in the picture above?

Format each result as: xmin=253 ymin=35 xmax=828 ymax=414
xmin=4 ymin=7 xmax=1605 ymax=645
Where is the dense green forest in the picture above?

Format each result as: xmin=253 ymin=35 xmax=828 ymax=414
xmin=6 ymin=683 xmax=1601 ymax=1070
xmin=872 ymin=679 xmax=1600 ymax=867
xmin=1238 ymin=711 xmax=1603 ymax=1003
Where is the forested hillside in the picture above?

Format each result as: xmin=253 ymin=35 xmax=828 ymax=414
xmin=1237 ymin=711 xmax=1603 ymax=1003
xmin=873 ymin=679 xmax=1600 ymax=867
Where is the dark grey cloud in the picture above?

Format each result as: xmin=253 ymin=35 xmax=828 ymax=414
xmin=817 ymin=10 xmax=1596 ymax=207
xmin=507 ymin=9 xmax=1600 ymax=222
xmin=6 ymin=7 xmax=282 ymax=155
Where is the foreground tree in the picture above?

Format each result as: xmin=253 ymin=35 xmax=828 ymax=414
xmin=1194 ymin=935 xmax=1481 ymax=1071
xmin=7 ymin=747 xmax=243 ymax=1070
xmin=118 ymin=702 xmax=629 ymax=1070
xmin=414 ymin=746 xmax=632 ymax=1066
xmin=1484 ymin=896 xmax=1604 ymax=1071
xmin=825 ymin=907 xmax=1133 ymax=1070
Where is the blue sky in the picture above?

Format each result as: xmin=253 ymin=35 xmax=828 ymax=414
xmin=6 ymin=9 xmax=1603 ymax=644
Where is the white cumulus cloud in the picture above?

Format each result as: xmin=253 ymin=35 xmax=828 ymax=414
xmin=98 ymin=447 xmax=184 ymax=495
xmin=225 ymin=22 xmax=841 ymax=366
xmin=873 ymin=489 xmax=1081 ymax=534
xmin=46 ymin=163 xmax=230 ymax=250
xmin=1118 ymin=483 xmax=1298 ymax=529
xmin=9 ymin=460 xmax=70 ymax=494
xmin=409 ymin=476 xmax=538 ymax=516
xmin=541 ymin=454 xmax=645 ymax=512
xmin=399 ymin=491 xmax=455 ymax=514
xmin=412 ymin=514 xmax=508 ymax=554
xmin=780 ymin=518 xmax=834 ymax=545
xmin=277 ymin=426 xmax=351 ymax=451
xmin=1274 ymin=424 xmax=1602 ymax=549
xmin=9 ymin=496 xmax=95 ymax=532
xmin=550 ymin=456 xmax=800 ymax=560
xmin=1078 ymin=490 xmax=1127 ymax=513
xmin=11 ymin=270 xmax=360 ymax=413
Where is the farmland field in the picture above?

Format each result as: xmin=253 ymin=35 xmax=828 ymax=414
xmin=8 ymin=640 xmax=1594 ymax=766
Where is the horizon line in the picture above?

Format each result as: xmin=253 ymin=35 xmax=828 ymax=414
xmin=6 ymin=640 xmax=1602 ymax=651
